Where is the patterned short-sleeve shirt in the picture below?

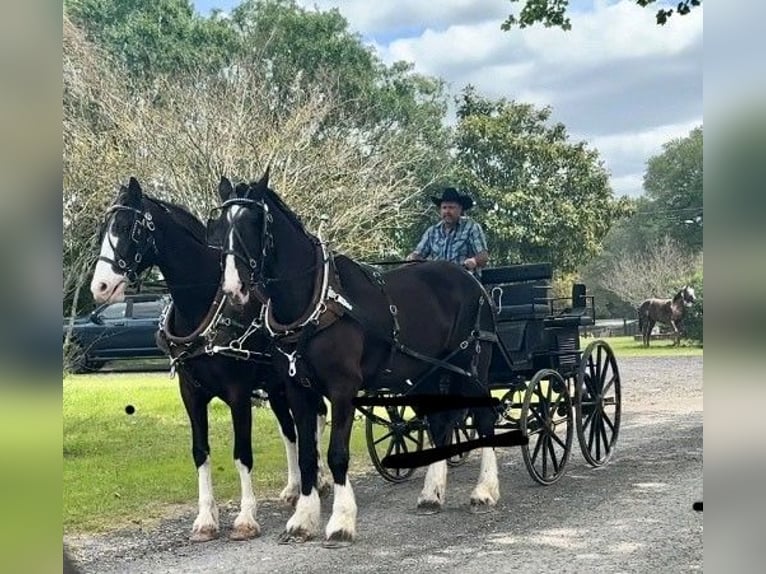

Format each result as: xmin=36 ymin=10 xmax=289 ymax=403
xmin=415 ymin=217 xmax=488 ymax=274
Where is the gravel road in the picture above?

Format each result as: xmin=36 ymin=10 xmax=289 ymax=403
xmin=66 ymin=355 xmax=703 ymax=574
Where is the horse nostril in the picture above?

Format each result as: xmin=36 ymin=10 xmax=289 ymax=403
xmin=98 ymin=282 xmax=108 ymax=293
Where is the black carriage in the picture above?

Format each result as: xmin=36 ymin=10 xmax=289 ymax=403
xmin=360 ymin=262 xmax=622 ymax=485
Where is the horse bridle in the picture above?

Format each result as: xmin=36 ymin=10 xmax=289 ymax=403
xmin=98 ymin=204 xmax=158 ymax=283
xmin=211 ymin=196 xmax=324 ymax=302
xmin=211 ymin=197 xmax=274 ymax=297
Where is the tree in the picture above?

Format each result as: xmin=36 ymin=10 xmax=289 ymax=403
xmin=597 ymin=236 xmax=702 ymax=307
xmin=501 ymin=0 xmax=702 ymax=32
xmin=643 ymin=126 xmax=703 ymax=253
xmin=451 ymin=86 xmax=628 ymax=274
xmin=64 ymin=0 xmax=241 ymax=81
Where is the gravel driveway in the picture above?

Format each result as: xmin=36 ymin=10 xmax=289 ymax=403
xmin=66 ymin=355 xmax=703 ymax=574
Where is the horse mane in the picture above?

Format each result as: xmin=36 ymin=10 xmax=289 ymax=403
xmin=261 ymin=186 xmax=314 ymax=240
xmin=144 ymin=196 xmax=207 ymax=245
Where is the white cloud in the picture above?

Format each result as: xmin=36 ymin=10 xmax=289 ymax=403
xmin=295 ymin=1 xmax=703 ymax=199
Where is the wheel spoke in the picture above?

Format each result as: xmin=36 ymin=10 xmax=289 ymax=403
xmin=547 ymin=435 xmax=560 ymax=474
xmin=531 ymin=427 xmax=545 ymax=464
xmin=602 ymin=373 xmax=616 ymax=396
xmin=384 ymin=434 xmax=397 ymax=460
xmin=588 ymin=408 xmax=597 ymax=451
xmin=550 ymin=428 xmax=568 ymax=450
xmin=594 ymin=411 xmax=602 ymax=460
xmin=373 ymin=430 xmax=394 ymax=446
xmin=542 ymin=435 xmax=548 ymax=477
xmin=602 ymin=410 xmax=616 ymax=434
xmin=599 ymin=416 xmax=611 ymax=454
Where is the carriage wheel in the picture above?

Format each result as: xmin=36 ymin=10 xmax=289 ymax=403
xmin=521 ymin=369 xmax=573 ymax=486
xmin=447 ymin=411 xmax=477 ymax=467
xmin=575 ymin=340 xmax=621 ymax=467
xmin=364 ymin=396 xmax=425 ymax=483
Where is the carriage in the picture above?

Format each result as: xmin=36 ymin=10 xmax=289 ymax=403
xmin=357 ymin=261 xmax=622 ymax=486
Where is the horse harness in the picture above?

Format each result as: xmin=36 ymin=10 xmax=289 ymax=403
xmin=255 ymin=237 xmax=499 ymax=394
xmin=156 ymin=286 xmax=272 ymax=384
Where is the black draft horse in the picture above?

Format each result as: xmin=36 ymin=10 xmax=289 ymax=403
xmin=209 ymin=170 xmax=500 ymax=547
xmin=89 ymin=177 xmax=330 ymax=542
xmin=637 ymin=285 xmax=696 ymax=347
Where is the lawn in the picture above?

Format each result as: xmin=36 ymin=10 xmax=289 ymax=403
xmin=600 ymin=335 xmax=703 ymax=358
xmin=63 ymin=372 xmax=369 ymax=534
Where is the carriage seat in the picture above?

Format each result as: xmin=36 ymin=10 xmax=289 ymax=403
xmin=490 ymin=279 xmax=551 ymax=322
xmin=481 ymin=262 xmax=552 ymax=286
xmin=496 ymin=304 xmax=550 ymax=321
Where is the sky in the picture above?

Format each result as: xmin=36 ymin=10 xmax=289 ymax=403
xmin=191 ymin=0 xmax=703 ymax=198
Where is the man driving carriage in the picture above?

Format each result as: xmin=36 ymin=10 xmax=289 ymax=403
xmin=406 ymin=186 xmax=490 ymax=276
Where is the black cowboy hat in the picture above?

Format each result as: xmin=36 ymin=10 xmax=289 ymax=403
xmin=430 ymin=187 xmax=474 ymax=210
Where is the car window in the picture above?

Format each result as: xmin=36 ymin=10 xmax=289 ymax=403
xmin=99 ymin=302 xmax=127 ymax=320
xmin=132 ymin=300 xmax=164 ymax=319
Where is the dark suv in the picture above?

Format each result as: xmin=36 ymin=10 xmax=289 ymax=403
xmin=64 ymin=293 xmax=171 ymax=373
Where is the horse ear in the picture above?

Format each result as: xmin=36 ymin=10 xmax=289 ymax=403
xmin=251 ymin=165 xmax=270 ymax=195
xmin=126 ymin=177 xmax=142 ymax=207
xmin=218 ymin=176 xmax=234 ymax=201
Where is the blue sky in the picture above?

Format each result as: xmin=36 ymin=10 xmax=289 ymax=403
xmin=190 ymin=1 xmax=703 ymax=198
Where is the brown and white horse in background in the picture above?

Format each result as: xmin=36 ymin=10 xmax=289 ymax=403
xmin=637 ymin=285 xmax=696 ymax=347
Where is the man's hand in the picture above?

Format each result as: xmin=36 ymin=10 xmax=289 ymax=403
xmin=406 ymin=252 xmax=422 ymax=262
xmin=463 ymin=257 xmax=478 ymax=271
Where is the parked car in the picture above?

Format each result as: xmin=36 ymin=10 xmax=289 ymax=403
xmin=63 ymin=293 xmax=171 ymax=373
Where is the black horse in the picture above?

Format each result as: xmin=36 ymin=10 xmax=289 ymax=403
xmin=208 ymin=170 xmax=500 ymax=547
xmin=89 ymin=177 xmax=329 ymax=542
xmin=637 ymin=285 xmax=696 ymax=347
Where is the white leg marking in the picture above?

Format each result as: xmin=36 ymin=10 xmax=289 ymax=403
xmin=89 ymin=227 xmax=126 ymax=304
xmin=316 ymin=414 xmax=333 ymax=496
xmin=325 ymin=479 xmax=357 ymax=543
xmin=417 ymin=459 xmax=447 ymax=509
xmin=231 ymin=459 xmax=261 ymax=539
xmin=278 ymin=426 xmax=301 ymax=506
xmin=470 ymin=447 xmax=500 ymax=507
xmin=285 ymin=487 xmax=321 ymax=538
xmin=191 ymin=457 xmax=219 ymax=541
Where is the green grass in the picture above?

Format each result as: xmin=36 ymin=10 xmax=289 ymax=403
xmin=598 ymin=335 xmax=703 ymax=357
xmin=63 ymin=372 xmax=369 ymax=534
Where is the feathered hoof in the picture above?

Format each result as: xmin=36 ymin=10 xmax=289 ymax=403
xmin=190 ymin=525 xmax=219 ymax=543
xmin=415 ymin=500 xmax=443 ymax=515
xmin=229 ymin=522 xmax=261 ymax=541
xmin=322 ymin=529 xmax=354 ymax=549
xmin=280 ymin=492 xmax=299 ymax=508
xmin=469 ymin=498 xmax=496 ymax=514
xmin=277 ymin=528 xmax=314 ymax=545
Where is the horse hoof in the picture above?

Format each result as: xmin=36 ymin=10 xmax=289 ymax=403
xmin=277 ymin=529 xmax=313 ymax=545
xmin=322 ymin=530 xmax=354 ymax=549
xmin=229 ymin=523 xmax=261 ymax=541
xmin=190 ymin=526 xmax=219 ymax=543
xmin=416 ymin=500 xmax=443 ymax=515
xmin=469 ymin=500 xmax=495 ymax=514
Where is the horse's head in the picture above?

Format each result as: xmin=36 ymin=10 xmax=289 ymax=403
xmin=206 ymin=169 xmax=271 ymax=307
xmin=681 ymin=285 xmax=696 ymax=307
xmin=90 ymin=177 xmax=157 ymax=304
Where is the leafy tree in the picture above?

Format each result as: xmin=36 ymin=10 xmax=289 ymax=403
xmin=643 ymin=126 xmax=703 ymax=253
xmin=501 ymin=0 xmax=702 ymax=32
xmin=64 ymin=0 xmax=241 ymax=81
xmin=450 ymin=86 xmax=628 ymax=274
